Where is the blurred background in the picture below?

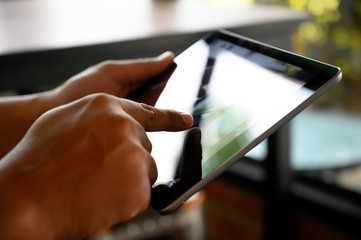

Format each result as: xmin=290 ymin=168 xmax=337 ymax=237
xmin=1 ymin=0 xmax=361 ymax=239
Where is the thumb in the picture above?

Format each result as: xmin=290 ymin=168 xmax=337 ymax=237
xmin=121 ymin=100 xmax=193 ymax=132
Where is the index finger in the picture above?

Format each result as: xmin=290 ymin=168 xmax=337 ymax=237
xmin=121 ymin=100 xmax=193 ymax=132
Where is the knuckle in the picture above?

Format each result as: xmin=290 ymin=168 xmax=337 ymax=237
xmin=97 ymin=60 xmax=116 ymax=72
xmin=79 ymin=93 xmax=120 ymax=127
xmin=96 ymin=60 xmax=127 ymax=78
xmin=118 ymin=117 xmax=138 ymax=137
xmin=123 ymin=142 xmax=157 ymax=179
xmin=84 ymin=61 xmax=113 ymax=76
xmin=78 ymin=93 xmax=114 ymax=110
xmin=140 ymin=103 xmax=160 ymax=122
xmin=124 ymin=142 xmax=147 ymax=160
xmin=148 ymin=140 xmax=153 ymax=153
xmin=85 ymin=93 xmax=116 ymax=115
xmin=148 ymin=155 xmax=157 ymax=184
xmin=88 ymin=93 xmax=113 ymax=107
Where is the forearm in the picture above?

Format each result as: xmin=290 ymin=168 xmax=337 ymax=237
xmin=0 ymin=90 xmax=56 ymax=158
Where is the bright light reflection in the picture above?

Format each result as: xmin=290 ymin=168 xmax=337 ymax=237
xmin=150 ymin=38 xmax=313 ymax=185
xmin=200 ymin=50 xmax=305 ymax=160
xmin=149 ymin=41 xmax=210 ymax=184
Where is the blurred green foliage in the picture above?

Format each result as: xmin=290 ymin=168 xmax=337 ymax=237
xmin=199 ymin=0 xmax=361 ymax=111
xmin=258 ymin=0 xmax=361 ymax=112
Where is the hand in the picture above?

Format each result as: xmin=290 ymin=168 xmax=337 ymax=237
xmin=52 ymin=52 xmax=175 ymax=107
xmin=0 ymin=52 xmax=175 ymax=158
xmin=0 ymin=93 xmax=193 ymax=240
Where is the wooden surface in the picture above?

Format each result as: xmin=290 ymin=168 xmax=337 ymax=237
xmin=0 ymin=0 xmax=307 ymax=55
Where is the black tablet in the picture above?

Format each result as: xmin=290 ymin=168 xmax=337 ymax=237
xmin=148 ymin=30 xmax=342 ymax=214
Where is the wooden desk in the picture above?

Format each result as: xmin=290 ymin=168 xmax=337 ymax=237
xmin=0 ymin=0 xmax=307 ymax=91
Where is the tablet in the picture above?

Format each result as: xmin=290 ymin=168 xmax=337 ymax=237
xmin=148 ymin=30 xmax=342 ymax=214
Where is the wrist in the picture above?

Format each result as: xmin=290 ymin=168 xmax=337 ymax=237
xmin=0 ymin=90 xmax=59 ymax=158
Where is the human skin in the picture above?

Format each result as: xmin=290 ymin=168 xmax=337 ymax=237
xmin=0 ymin=52 xmax=193 ymax=240
xmin=0 ymin=51 xmax=176 ymax=158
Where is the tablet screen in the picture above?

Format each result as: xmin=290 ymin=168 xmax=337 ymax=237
xmin=149 ymin=31 xmax=341 ymax=212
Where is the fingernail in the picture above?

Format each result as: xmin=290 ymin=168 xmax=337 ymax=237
xmin=181 ymin=113 xmax=193 ymax=127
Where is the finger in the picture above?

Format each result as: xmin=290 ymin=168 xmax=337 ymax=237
xmin=124 ymin=51 xmax=175 ymax=80
xmin=178 ymin=128 xmax=202 ymax=182
xmin=136 ymin=127 xmax=153 ymax=153
xmin=103 ymin=52 xmax=175 ymax=93
xmin=127 ymin=62 xmax=177 ymax=106
xmin=148 ymin=154 xmax=158 ymax=184
xmin=138 ymin=103 xmax=193 ymax=132
xmin=121 ymin=100 xmax=193 ymax=132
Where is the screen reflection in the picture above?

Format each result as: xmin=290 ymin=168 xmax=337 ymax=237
xmin=151 ymin=128 xmax=202 ymax=210
xmin=149 ymin=37 xmax=311 ymax=203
